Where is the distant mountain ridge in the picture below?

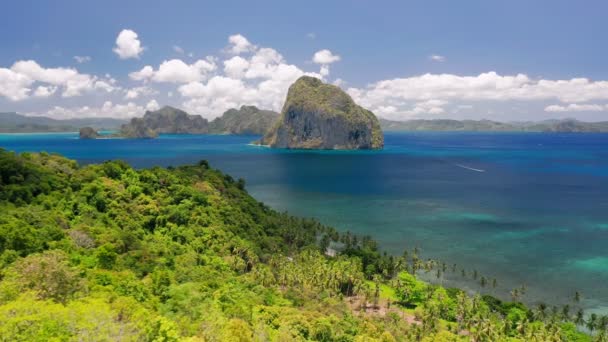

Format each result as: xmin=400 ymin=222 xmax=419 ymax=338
xmin=380 ymin=118 xmax=608 ymax=132
xmin=0 ymin=112 xmax=127 ymax=133
xmin=117 ymin=105 xmax=280 ymax=138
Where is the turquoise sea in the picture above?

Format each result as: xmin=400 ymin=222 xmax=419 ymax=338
xmin=1 ymin=132 xmax=608 ymax=313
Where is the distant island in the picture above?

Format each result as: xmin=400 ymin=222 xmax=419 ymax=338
xmin=111 ymin=105 xmax=280 ymax=138
xmin=3 ymin=109 xmax=608 ymax=136
xmin=380 ymin=118 xmax=608 ymax=132
xmin=0 ymin=112 xmax=126 ymax=133
xmin=261 ymin=76 xmax=384 ymax=149
xmin=78 ymin=127 xmax=100 ymax=139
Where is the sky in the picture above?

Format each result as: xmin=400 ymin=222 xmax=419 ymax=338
xmin=1 ymin=0 xmax=608 ymax=122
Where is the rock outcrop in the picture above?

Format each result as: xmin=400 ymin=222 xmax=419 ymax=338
xmin=120 ymin=106 xmax=209 ymax=138
xmin=79 ymin=127 xmax=100 ymax=139
xmin=209 ymin=106 xmax=279 ymax=135
xmin=260 ymin=76 xmax=383 ymax=149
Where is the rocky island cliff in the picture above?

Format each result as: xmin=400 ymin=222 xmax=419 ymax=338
xmin=78 ymin=127 xmax=100 ymax=139
xmin=260 ymin=76 xmax=383 ymax=149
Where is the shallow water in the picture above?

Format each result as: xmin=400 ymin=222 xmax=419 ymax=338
xmin=2 ymin=131 xmax=608 ymax=313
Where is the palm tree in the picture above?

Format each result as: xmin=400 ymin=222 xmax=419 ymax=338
xmin=587 ymin=313 xmax=598 ymax=333
xmin=536 ymin=303 xmax=548 ymax=321
xmin=599 ymin=315 xmax=608 ymax=332
xmin=561 ymin=304 xmax=570 ymax=322
xmin=574 ymin=308 xmax=585 ymax=326
xmin=510 ymin=288 xmax=520 ymax=302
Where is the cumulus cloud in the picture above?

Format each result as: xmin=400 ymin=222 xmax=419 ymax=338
xmin=129 ymin=65 xmax=154 ymax=81
xmin=429 ymin=54 xmax=446 ymax=62
xmin=146 ymin=99 xmax=160 ymax=111
xmin=545 ymin=103 xmax=608 ymax=112
xmin=347 ymin=72 xmax=608 ymax=120
xmin=124 ymin=86 xmax=158 ymax=100
xmin=223 ymin=56 xmax=249 ymax=79
xmin=313 ymin=49 xmax=341 ymax=64
xmin=129 ymin=58 xmax=216 ymax=83
xmin=33 ymin=85 xmax=57 ymax=98
xmin=0 ymin=60 xmax=117 ymax=101
xmin=73 ymin=56 xmax=91 ymax=64
xmin=177 ymin=39 xmax=323 ymax=118
xmin=37 ymin=101 xmax=146 ymax=119
xmin=113 ymin=29 xmax=144 ymax=59
xmin=0 ymin=67 xmax=33 ymax=101
xmin=227 ymin=34 xmax=255 ymax=54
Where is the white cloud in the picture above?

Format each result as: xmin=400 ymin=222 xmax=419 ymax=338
xmin=73 ymin=56 xmax=91 ymax=64
xmin=146 ymin=99 xmax=160 ymax=111
xmin=180 ymin=43 xmax=323 ymax=118
xmin=173 ymin=45 xmax=184 ymax=54
xmin=113 ymin=29 xmax=144 ymax=59
xmin=33 ymin=85 xmax=57 ymax=98
xmin=0 ymin=67 xmax=33 ymax=101
xmin=223 ymin=56 xmax=249 ymax=79
xmin=307 ymin=32 xmax=316 ymax=39
xmin=227 ymin=34 xmax=255 ymax=54
xmin=129 ymin=58 xmax=216 ymax=83
xmin=129 ymin=65 xmax=154 ymax=81
xmin=545 ymin=103 xmax=608 ymax=112
xmin=429 ymin=54 xmax=446 ymax=62
xmin=0 ymin=60 xmax=117 ymax=100
xmin=347 ymin=72 xmax=608 ymax=120
xmin=320 ymin=65 xmax=330 ymax=77
xmin=313 ymin=49 xmax=341 ymax=64
xmin=38 ymin=101 xmax=145 ymax=119
xmin=124 ymin=86 xmax=158 ymax=99
xmin=333 ymin=78 xmax=346 ymax=87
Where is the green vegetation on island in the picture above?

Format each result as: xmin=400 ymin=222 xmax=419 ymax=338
xmin=261 ymin=76 xmax=384 ymax=149
xmin=0 ymin=112 xmax=126 ymax=133
xmin=79 ymin=127 xmax=101 ymax=139
xmin=0 ymin=148 xmax=603 ymax=341
xmin=209 ymin=106 xmax=279 ymax=135
xmin=118 ymin=106 xmax=280 ymax=138
xmin=380 ymin=118 xmax=608 ymax=133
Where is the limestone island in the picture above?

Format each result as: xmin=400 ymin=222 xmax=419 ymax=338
xmin=79 ymin=127 xmax=100 ymax=139
xmin=260 ymin=76 xmax=383 ymax=150
xmin=80 ymin=105 xmax=280 ymax=139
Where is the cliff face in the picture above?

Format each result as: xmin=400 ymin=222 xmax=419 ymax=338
xmin=261 ymin=76 xmax=383 ymax=150
xmin=120 ymin=106 xmax=209 ymax=138
xmin=210 ymin=106 xmax=279 ymax=135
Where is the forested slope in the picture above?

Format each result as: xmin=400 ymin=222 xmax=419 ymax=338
xmin=0 ymin=149 xmax=596 ymax=341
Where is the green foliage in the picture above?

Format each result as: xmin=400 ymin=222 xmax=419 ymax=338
xmin=0 ymin=150 xmax=589 ymax=341
xmin=395 ymin=271 xmax=427 ymax=306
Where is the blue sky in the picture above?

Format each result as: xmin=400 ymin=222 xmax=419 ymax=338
xmin=1 ymin=0 xmax=608 ymax=121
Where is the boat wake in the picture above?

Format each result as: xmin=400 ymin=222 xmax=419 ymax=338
xmin=454 ymin=164 xmax=485 ymax=172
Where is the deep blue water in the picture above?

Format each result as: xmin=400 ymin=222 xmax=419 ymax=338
xmin=2 ymin=132 xmax=608 ymax=313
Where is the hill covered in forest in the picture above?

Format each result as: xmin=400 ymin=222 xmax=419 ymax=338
xmin=0 ymin=112 xmax=126 ymax=133
xmin=380 ymin=118 xmax=608 ymax=132
xmin=118 ymin=106 xmax=279 ymax=138
xmin=0 ymin=149 xmax=599 ymax=341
